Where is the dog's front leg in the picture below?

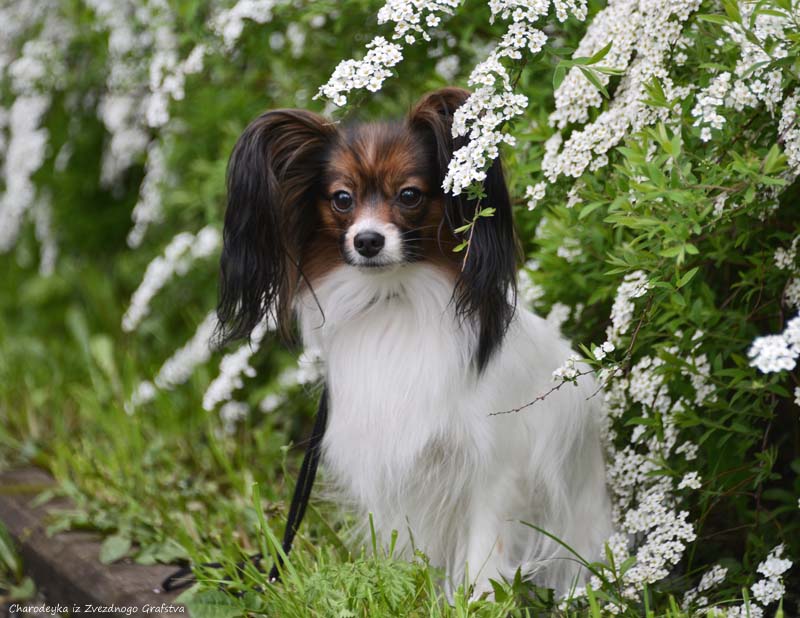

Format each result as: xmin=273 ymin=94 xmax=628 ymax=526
xmin=463 ymin=484 xmax=509 ymax=601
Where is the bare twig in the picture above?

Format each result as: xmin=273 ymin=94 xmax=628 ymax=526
xmin=460 ymin=200 xmax=481 ymax=272
xmin=490 ymin=369 xmax=594 ymax=416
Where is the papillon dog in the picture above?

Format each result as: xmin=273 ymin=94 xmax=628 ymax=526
xmin=216 ymin=87 xmax=613 ymax=597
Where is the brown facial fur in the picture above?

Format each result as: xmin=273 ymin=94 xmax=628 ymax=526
xmin=301 ymin=122 xmax=461 ymax=286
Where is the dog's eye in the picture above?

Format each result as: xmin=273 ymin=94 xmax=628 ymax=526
xmin=331 ymin=190 xmax=353 ymax=213
xmin=397 ymin=187 xmax=422 ymax=208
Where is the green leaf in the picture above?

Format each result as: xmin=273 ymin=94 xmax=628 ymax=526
xmin=553 ymin=63 xmax=567 ymax=90
xmin=572 ymin=41 xmax=613 ymax=66
xmin=184 ymin=590 xmax=244 ymax=618
xmin=578 ymin=201 xmax=604 ymax=219
xmin=696 ymin=13 xmax=734 ymax=24
xmin=9 ymin=577 xmax=36 ymax=601
xmin=677 ymin=267 xmax=700 ymax=289
xmin=579 ymin=67 xmax=609 ymax=98
xmin=452 ymin=241 xmax=468 ymax=252
xmin=99 ymin=534 xmax=131 ymax=564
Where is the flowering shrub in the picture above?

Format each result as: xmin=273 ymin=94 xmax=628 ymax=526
xmin=1 ymin=0 xmax=799 ymax=615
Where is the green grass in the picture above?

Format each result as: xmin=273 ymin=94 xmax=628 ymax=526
xmin=0 ymin=520 xmax=35 ymax=603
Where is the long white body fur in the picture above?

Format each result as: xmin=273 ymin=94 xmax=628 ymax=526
xmin=297 ymin=263 xmax=613 ymax=596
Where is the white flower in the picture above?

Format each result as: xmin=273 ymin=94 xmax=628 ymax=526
xmin=32 ymin=194 xmax=57 ymax=276
xmin=203 ymin=318 xmax=271 ymax=411
xmin=546 ymin=302 xmax=571 ymax=332
xmin=525 ymin=181 xmax=547 ymax=210
xmin=210 ymin=0 xmax=284 ymax=49
xmin=122 ymin=227 xmax=220 ymax=332
xmin=751 ymin=544 xmax=792 ymax=606
xmin=0 ymin=95 xmax=50 ymax=253
xmin=748 ymin=332 xmax=796 ymax=373
xmin=127 ymin=141 xmax=168 ymax=248
xmin=154 ymin=312 xmax=218 ymax=390
xmin=434 ymin=54 xmax=460 ymax=81
xmin=518 ymin=267 xmax=545 ymax=307
xmin=553 ymin=353 xmax=582 ymax=382
xmin=775 ymin=236 xmax=800 ymax=270
xmin=678 ymin=471 xmax=701 ymax=490
xmin=219 ymin=400 xmax=249 ymax=434
xmin=318 ymin=0 xmax=461 ymax=106
xmin=607 ymin=270 xmax=650 ymax=345
xmin=594 ymin=340 xmax=616 ymax=360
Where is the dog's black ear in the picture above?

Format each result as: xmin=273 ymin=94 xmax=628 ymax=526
xmin=217 ymin=109 xmax=336 ymax=347
xmin=409 ymin=88 xmax=519 ymax=371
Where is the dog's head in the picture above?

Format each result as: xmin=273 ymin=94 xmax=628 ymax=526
xmin=217 ymin=88 xmax=518 ymax=369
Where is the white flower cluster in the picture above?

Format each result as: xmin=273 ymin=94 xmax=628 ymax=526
xmin=546 ymin=301 xmax=571 ymax=332
xmin=677 ymin=470 xmax=701 ymax=490
xmin=750 ymin=544 xmax=792 ymax=607
xmin=691 ymin=3 xmax=795 ymax=151
xmin=748 ymin=314 xmax=800 ymax=373
xmin=121 ymin=227 xmax=221 ymax=332
xmin=154 ymin=312 xmax=219 ymax=390
xmin=0 ymin=95 xmax=50 ymax=253
xmin=97 ymin=94 xmax=150 ymax=187
xmin=377 ymin=0 xmax=460 ymax=43
xmin=722 ymin=5 xmax=789 ymax=115
xmin=787 ymin=278 xmax=800 ymax=310
xmin=211 ymin=0 xmax=285 ymax=49
xmin=549 ymin=0 xmax=638 ymax=130
xmin=620 ymin=490 xmax=696 ymax=588
xmin=318 ymin=0 xmax=460 ymax=107
xmin=524 ymin=182 xmax=547 ymax=210
xmin=219 ymin=400 xmax=250 ymax=434
xmin=127 ymin=141 xmax=167 ymax=248
xmin=606 ymin=270 xmax=650 ymax=345
xmin=202 ymin=317 xmax=271 ymax=411
xmin=443 ymin=0 xmax=587 ymax=195
xmin=552 ymin=353 xmax=582 ymax=381
xmin=259 ymin=348 xmax=324 ymax=413
xmin=691 ymin=72 xmax=731 ymax=142
xmin=318 ymin=37 xmax=404 ymax=106
xmin=146 ymin=34 xmax=206 ymax=128
xmin=517 ymin=261 xmax=545 ymax=307
xmin=774 ymin=235 xmax=800 ymax=270
xmin=779 ymin=90 xmax=800 ymax=175
xmin=598 ymin=324 xmax=727 ymax=601
xmin=0 ymin=2 xmax=73 ymax=256
xmin=434 ymin=54 xmax=460 ymax=81
xmin=126 ymin=311 xmax=219 ymax=412
xmin=683 ymin=564 xmax=728 ymax=609
xmin=33 ymin=194 xmax=58 ymax=277
xmin=593 ymin=340 xmax=615 ymax=361
xmin=542 ymin=0 xmax=698 ymax=182
xmin=89 ymin=0 xmax=204 ymax=249
xmin=556 ymin=236 xmax=582 ymax=263
xmin=86 ymin=0 xmax=152 ymax=187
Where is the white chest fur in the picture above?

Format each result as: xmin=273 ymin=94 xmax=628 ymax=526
xmin=296 ymin=263 xmax=613 ymax=594
xmin=298 ymin=265 xmax=477 ymax=506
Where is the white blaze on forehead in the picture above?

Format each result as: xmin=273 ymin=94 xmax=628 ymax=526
xmin=345 ymin=216 xmax=403 ymax=264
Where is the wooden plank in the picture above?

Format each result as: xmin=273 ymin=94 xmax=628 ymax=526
xmin=0 ymin=468 xmax=186 ymax=617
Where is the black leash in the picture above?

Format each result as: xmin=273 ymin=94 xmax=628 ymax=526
xmin=161 ymin=386 xmax=329 ymax=592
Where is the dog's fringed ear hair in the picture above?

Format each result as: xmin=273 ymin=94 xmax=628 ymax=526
xmin=217 ymin=109 xmax=336 ymax=347
xmin=408 ymin=87 xmax=519 ymax=371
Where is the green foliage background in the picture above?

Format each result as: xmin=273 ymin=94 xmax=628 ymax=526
xmin=1 ymin=0 xmax=799 ymax=615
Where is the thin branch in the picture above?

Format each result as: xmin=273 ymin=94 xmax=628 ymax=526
xmin=490 ymin=369 xmax=594 ymax=416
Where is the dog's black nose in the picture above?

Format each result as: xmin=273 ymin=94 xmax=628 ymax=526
xmin=354 ymin=231 xmax=385 ymax=258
